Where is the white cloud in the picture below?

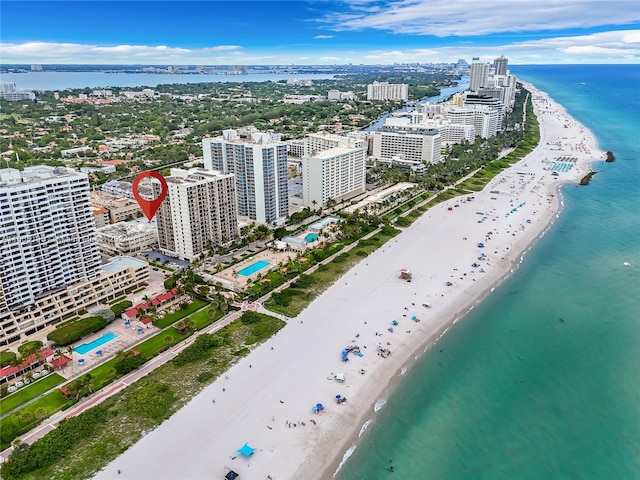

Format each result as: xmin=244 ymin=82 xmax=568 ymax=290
xmin=359 ymin=29 xmax=640 ymax=63
xmin=1 ymin=30 xmax=638 ymax=65
xmin=323 ymin=0 xmax=640 ymax=36
xmin=0 ymin=42 xmax=242 ymax=63
xmin=313 ymin=35 xmax=334 ymax=39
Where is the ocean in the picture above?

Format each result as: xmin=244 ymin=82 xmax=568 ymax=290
xmin=336 ymin=65 xmax=640 ymax=480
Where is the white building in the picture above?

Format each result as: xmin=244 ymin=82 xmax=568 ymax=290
xmin=328 ymin=90 xmax=357 ymax=101
xmin=372 ymin=125 xmax=442 ymax=165
xmin=0 ymin=82 xmax=35 ymax=101
xmin=302 ymin=133 xmax=366 ymax=207
xmin=202 ymin=127 xmax=289 ymax=223
xmin=283 ymin=94 xmax=324 ymax=104
xmin=80 ymin=165 xmax=116 ymax=175
xmin=469 ymin=57 xmax=490 ymax=92
xmin=155 ymin=168 xmax=238 ymax=261
xmin=96 ymin=222 xmax=158 ymax=256
xmin=367 ymin=82 xmax=409 ymax=101
xmin=0 ymin=166 xmax=102 ymax=311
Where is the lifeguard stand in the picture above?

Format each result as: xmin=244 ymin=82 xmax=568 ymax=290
xmin=400 ymin=268 xmax=412 ymax=281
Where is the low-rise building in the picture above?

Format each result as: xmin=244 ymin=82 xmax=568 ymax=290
xmin=96 ymin=222 xmax=158 ymax=255
xmin=0 ymin=257 xmax=149 ymax=346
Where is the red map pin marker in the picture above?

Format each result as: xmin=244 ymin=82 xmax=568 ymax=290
xmin=132 ymin=171 xmax=168 ymax=221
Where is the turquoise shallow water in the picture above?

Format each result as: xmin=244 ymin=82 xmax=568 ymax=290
xmin=336 ymin=65 xmax=640 ymax=480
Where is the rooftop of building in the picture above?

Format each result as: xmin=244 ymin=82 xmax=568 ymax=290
xmin=97 ymin=221 xmax=156 ymax=235
xmin=101 ymin=256 xmax=147 ymax=273
xmin=0 ymin=165 xmax=83 ymax=185
xmin=309 ymin=145 xmax=365 ymax=159
xmin=309 ymin=216 xmax=340 ymax=231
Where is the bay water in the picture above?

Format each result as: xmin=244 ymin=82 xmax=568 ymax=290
xmin=336 ymin=65 xmax=640 ymax=480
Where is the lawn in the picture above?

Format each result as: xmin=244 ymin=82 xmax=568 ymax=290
xmin=191 ymin=306 xmax=224 ymax=330
xmin=133 ymin=328 xmax=189 ymax=358
xmin=154 ymin=298 xmax=208 ymax=329
xmin=1 ymin=389 xmax=71 ymax=450
xmin=0 ymin=314 xmax=285 ymax=479
xmin=0 ymin=373 xmax=65 ymax=415
xmin=88 ymin=359 xmax=118 ymax=387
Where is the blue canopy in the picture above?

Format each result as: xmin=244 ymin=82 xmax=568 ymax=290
xmin=237 ymin=443 xmax=255 ymax=457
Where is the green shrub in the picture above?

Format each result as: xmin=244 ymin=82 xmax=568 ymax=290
xmin=164 ymin=276 xmax=177 ymax=289
xmin=126 ymin=383 xmax=176 ymax=421
xmin=196 ymin=371 xmax=215 ymax=383
xmin=110 ymin=300 xmax=133 ymax=318
xmin=292 ymin=274 xmax=314 ymax=289
xmin=0 ymin=407 xmax=108 ymax=480
xmin=17 ymin=341 xmax=43 ymax=356
xmin=48 ymin=317 xmax=108 ymax=346
xmin=240 ymin=311 xmax=262 ymax=325
xmin=0 ymin=351 xmax=16 ymax=368
xmin=114 ymin=352 xmax=146 ymax=375
xmin=173 ymin=334 xmax=223 ymax=366
xmin=96 ymin=309 xmax=116 ymax=322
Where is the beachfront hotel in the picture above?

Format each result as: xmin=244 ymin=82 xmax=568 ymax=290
xmin=202 ymin=127 xmax=289 ymax=223
xmin=0 ymin=166 xmax=149 ymax=346
xmin=301 ymin=133 xmax=367 ymax=207
xmin=155 ymin=168 xmax=238 ymax=261
xmin=371 ymin=125 xmax=443 ymax=165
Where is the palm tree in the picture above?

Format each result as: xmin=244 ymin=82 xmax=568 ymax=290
xmin=66 ymin=346 xmax=74 ymax=372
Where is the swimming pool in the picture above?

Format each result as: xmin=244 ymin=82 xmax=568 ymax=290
xmin=238 ymin=260 xmax=270 ymax=277
xmin=304 ymin=233 xmax=319 ymax=242
xmin=75 ymin=331 xmax=119 ymax=355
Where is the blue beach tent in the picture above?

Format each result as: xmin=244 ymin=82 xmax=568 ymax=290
xmin=237 ymin=443 xmax=256 ymax=457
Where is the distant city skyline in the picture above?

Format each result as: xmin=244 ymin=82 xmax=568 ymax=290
xmin=1 ymin=0 xmax=639 ymax=65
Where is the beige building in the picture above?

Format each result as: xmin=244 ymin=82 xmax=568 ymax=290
xmin=156 ymin=168 xmax=238 ymax=261
xmin=0 ymin=257 xmax=149 ymax=346
xmin=372 ymin=125 xmax=442 ymax=165
xmin=90 ymin=192 xmax=142 ymax=223
xmin=96 ymin=222 xmax=158 ymax=256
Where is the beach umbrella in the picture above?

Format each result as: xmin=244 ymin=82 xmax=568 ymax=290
xmin=312 ymin=406 xmax=318 ymax=412
xmin=336 ymin=395 xmax=341 ymax=399
xmin=316 ymin=403 xmax=323 ymax=409
xmin=78 ymin=358 xmax=85 ymax=364
xmin=412 ymin=315 xmax=417 ymax=320
xmin=96 ymin=350 xmax=102 ymax=356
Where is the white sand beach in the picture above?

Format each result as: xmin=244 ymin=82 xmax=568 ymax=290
xmin=94 ymin=83 xmax=604 ymax=480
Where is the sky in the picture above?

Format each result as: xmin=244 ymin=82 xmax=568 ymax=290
xmin=1 ymin=0 xmax=639 ymax=65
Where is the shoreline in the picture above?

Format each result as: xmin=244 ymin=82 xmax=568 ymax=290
xmin=325 ymin=179 xmax=570 ymax=479
xmin=95 ymin=82 xmax=604 ymax=480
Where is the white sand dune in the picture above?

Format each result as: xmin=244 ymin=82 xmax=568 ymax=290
xmin=94 ymin=83 xmax=603 ymax=480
